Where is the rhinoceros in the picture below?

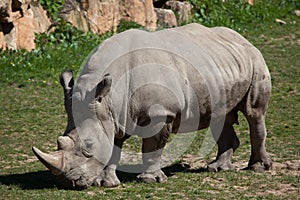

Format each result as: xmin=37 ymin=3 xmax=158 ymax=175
xmin=32 ymin=23 xmax=272 ymax=189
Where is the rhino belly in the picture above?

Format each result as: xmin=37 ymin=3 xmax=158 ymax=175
xmin=172 ymin=76 xmax=251 ymax=134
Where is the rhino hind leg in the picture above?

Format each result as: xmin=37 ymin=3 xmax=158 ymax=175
xmin=239 ymin=71 xmax=272 ymax=171
xmin=207 ymin=111 xmax=240 ymax=172
xmin=137 ymin=124 xmax=171 ymax=183
xmin=245 ymin=115 xmax=272 ymax=171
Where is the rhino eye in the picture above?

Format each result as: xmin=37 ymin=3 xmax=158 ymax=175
xmin=82 ymin=139 xmax=93 ymax=158
xmin=85 ymin=140 xmax=93 ymax=149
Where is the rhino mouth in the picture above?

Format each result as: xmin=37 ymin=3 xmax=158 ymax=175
xmin=54 ymin=174 xmax=88 ymax=190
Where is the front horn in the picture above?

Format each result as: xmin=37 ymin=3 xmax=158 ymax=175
xmin=32 ymin=147 xmax=64 ymax=175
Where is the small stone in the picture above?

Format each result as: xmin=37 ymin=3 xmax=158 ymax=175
xmin=46 ymin=81 xmax=52 ymax=86
xmin=286 ymin=160 xmax=300 ymax=170
xmin=292 ymin=10 xmax=300 ymax=17
xmin=275 ymin=18 xmax=287 ymax=25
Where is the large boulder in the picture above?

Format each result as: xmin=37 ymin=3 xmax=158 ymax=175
xmin=154 ymin=8 xmax=177 ymax=28
xmin=120 ymin=0 xmax=157 ymax=31
xmin=14 ymin=7 xmax=36 ymax=51
xmin=166 ymin=0 xmax=193 ymax=25
xmin=0 ymin=0 xmax=51 ymax=51
xmin=59 ymin=0 xmax=157 ymax=35
xmin=0 ymin=0 xmax=197 ymax=51
xmin=87 ymin=0 xmax=119 ymax=34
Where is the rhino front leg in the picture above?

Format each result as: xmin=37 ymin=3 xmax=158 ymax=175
xmin=208 ymin=112 xmax=240 ymax=172
xmin=137 ymin=124 xmax=171 ymax=183
xmin=94 ymin=133 xmax=130 ymax=187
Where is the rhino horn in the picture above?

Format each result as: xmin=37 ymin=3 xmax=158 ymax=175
xmin=57 ymin=136 xmax=74 ymax=151
xmin=32 ymin=147 xmax=64 ymax=175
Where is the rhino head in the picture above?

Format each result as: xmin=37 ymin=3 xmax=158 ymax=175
xmin=33 ymin=70 xmax=116 ymax=189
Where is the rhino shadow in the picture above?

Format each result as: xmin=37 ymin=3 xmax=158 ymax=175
xmin=116 ymin=163 xmax=207 ymax=183
xmin=0 ymin=164 xmax=206 ymax=190
xmin=0 ymin=170 xmax=56 ymax=190
xmin=163 ymin=163 xmax=207 ymax=174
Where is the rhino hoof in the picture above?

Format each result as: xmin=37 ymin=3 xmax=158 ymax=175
xmin=94 ymin=177 xmax=120 ymax=188
xmin=248 ymin=156 xmax=272 ymax=172
xmin=207 ymin=161 xmax=235 ymax=172
xmin=102 ymin=178 xmax=120 ymax=187
xmin=137 ymin=170 xmax=167 ymax=183
xmin=93 ymin=168 xmax=121 ymax=187
xmin=248 ymin=161 xmax=272 ymax=172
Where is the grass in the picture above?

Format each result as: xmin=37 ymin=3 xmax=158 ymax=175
xmin=0 ymin=4 xmax=299 ymax=200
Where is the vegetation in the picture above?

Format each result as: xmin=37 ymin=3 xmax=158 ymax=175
xmin=189 ymin=0 xmax=299 ymax=32
xmin=38 ymin=0 xmax=65 ymax=20
xmin=0 ymin=0 xmax=299 ymax=199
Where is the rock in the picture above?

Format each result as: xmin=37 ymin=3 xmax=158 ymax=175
xmin=31 ymin=1 xmax=52 ymax=34
xmin=154 ymin=8 xmax=177 ymax=28
xmin=248 ymin=0 xmax=255 ymax=5
xmin=0 ymin=0 xmax=51 ymax=51
xmin=166 ymin=0 xmax=193 ymax=25
xmin=0 ymin=0 xmax=23 ymax=23
xmin=292 ymin=10 xmax=300 ymax=17
xmin=58 ymin=0 xmax=92 ymax=33
xmin=15 ymin=8 xmax=36 ymax=50
xmin=59 ymin=0 xmax=157 ymax=35
xmin=275 ymin=18 xmax=287 ymax=25
xmin=0 ymin=0 xmax=10 ymax=23
xmin=2 ymin=23 xmax=17 ymax=50
xmin=0 ymin=25 xmax=6 ymax=50
xmin=120 ymin=0 xmax=157 ymax=32
xmin=85 ymin=0 xmax=120 ymax=34
xmin=1 ymin=0 xmax=201 ymax=51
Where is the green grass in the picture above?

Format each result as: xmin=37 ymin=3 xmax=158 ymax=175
xmin=1 ymin=3 xmax=299 ymax=199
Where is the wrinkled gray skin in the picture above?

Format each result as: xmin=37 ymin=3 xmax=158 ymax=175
xmin=33 ymin=23 xmax=272 ymax=189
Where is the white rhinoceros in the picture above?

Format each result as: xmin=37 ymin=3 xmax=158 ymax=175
xmin=33 ymin=23 xmax=272 ymax=189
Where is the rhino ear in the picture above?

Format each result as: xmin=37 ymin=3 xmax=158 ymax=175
xmin=95 ymin=74 xmax=112 ymax=102
xmin=60 ymin=70 xmax=74 ymax=94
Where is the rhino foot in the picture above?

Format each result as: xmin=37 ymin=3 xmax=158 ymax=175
xmin=207 ymin=160 xmax=235 ymax=172
xmin=137 ymin=170 xmax=167 ymax=183
xmin=93 ymin=167 xmax=120 ymax=187
xmin=248 ymin=158 xmax=272 ymax=172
